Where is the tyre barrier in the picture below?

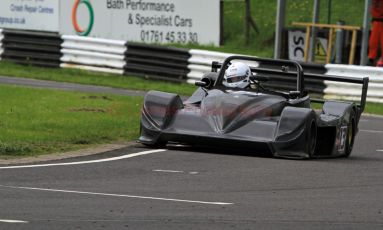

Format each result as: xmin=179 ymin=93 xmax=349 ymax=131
xmin=0 ymin=29 xmax=380 ymax=103
xmin=187 ymin=49 xmax=234 ymax=84
xmin=257 ymin=61 xmax=327 ymax=96
xmin=187 ymin=50 xmax=261 ymax=84
xmin=325 ymin=64 xmax=382 ymax=103
xmin=1 ymin=29 xmax=62 ymax=67
xmin=124 ymin=43 xmax=190 ymax=82
xmin=0 ymin=29 xmax=3 ymax=61
xmin=60 ymin=35 xmax=126 ymax=75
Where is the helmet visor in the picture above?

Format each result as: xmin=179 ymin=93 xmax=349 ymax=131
xmin=226 ymin=75 xmax=246 ymax=83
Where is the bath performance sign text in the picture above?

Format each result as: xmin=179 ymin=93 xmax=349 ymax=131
xmin=60 ymin=0 xmax=220 ymax=46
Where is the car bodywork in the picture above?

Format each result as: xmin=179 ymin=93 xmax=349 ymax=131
xmin=139 ymin=56 xmax=369 ymax=159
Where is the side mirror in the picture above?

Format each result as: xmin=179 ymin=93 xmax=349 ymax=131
xmin=196 ymin=72 xmax=218 ymax=89
xmin=195 ymin=81 xmax=207 ymax=87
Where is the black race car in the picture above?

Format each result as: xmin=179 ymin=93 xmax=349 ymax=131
xmin=139 ymin=56 xmax=369 ymax=159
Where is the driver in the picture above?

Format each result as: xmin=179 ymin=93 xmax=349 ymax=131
xmin=223 ymin=62 xmax=251 ymax=89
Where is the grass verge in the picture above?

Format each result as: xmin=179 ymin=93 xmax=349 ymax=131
xmin=0 ymin=84 xmax=142 ymax=158
xmin=0 ymin=61 xmax=196 ymax=96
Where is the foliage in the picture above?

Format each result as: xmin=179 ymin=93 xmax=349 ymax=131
xmin=208 ymin=0 xmax=366 ymax=57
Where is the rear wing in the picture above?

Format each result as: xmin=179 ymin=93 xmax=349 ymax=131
xmin=211 ymin=58 xmax=369 ymax=113
xmin=253 ymin=67 xmax=369 ymax=113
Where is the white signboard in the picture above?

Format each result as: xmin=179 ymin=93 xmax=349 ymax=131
xmin=0 ymin=0 xmax=59 ymax=31
xmin=288 ymin=30 xmax=328 ymax=62
xmin=60 ymin=0 xmax=220 ymax=45
xmin=288 ymin=30 xmax=305 ymax=61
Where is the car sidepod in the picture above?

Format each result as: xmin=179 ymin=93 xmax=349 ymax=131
xmin=139 ymin=90 xmax=183 ymax=146
xmin=272 ymin=107 xmax=317 ymax=159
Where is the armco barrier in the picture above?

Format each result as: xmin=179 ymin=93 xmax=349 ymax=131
xmin=0 ymin=29 xmax=3 ymax=61
xmin=60 ymin=35 xmax=126 ymax=75
xmin=125 ymin=43 xmax=190 ymax=82
xmin=1 ymin=29 xmax=62 ymax=67
xmin=325 ymin=64 xmax=383 ymax=103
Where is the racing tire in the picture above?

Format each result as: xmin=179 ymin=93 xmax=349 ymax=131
xmin=344 ymin=110 xmax=356 ymax=157
xmin=305 ymin=117 xmax=317 ymax=158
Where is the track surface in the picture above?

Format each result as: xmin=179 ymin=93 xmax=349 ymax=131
xmin=1 ymin=116 xmax=383 ymax=229
xmin=1 ymin=76 xmax=383 ymax=229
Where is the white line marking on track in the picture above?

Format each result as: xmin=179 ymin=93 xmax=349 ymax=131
xmin=360 ymin=129 xmax=383 ymax=134
xmin=376 ymin=150 xmax=383 ymax=152
xmin=0 ymin=219 xmax=28 ymax=223
xmin=153 ymin=169 xmax=200 ymax=175
xmin=0 ymin=149 xmax=166 ymax=169
xmin=0 ymin=185 xmax=233 ymax=206
xmin=153 ymin=169 xmax=184 ymax=173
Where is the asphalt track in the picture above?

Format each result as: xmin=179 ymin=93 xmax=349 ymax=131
xmin=1 ymin=76 xmax=383 ymax=229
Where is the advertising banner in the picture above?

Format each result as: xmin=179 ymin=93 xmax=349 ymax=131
xmin=60 ymin=0 xmax=221 ymax=45
xmin=0 ymin=0 xmax=59 ymax=32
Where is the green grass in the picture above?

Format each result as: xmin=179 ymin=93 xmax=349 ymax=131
xmin=0 ymin=84 xmax=142 ymax=157
xmin=0 ymin=61 xmax=196 ymax=96
xmin=363 ymin=102 xmax=383 ymax=115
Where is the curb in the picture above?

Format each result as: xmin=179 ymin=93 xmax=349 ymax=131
xmin=0 ymin=141 xmax=140 ymax=165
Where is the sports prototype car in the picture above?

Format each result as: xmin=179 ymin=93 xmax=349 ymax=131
xmin=139 ymin=56 xmax=369 ymax=159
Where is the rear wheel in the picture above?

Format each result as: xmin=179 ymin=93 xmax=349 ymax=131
xmin=344 ymin=110 xmax=356 ymax=157
xmin=306 ymin=118 xmax=317 ymax=158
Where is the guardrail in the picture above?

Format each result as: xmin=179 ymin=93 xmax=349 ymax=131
xmin=0 ymin=29 xmax=3 ymax=61
xmin=125 ymin=43 xmax=190 ymax=82
xmin=60 ymin=35 xmax=126 ymax=75
xmin=1 ymin=29 xmax=62 ymax=67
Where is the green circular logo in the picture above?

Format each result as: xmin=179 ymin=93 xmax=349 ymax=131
xmin=72 ymin=0 xmax=94 ymax=36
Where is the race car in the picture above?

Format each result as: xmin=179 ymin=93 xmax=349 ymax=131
xmin=139 ymin=55 xmax=369 ymax=159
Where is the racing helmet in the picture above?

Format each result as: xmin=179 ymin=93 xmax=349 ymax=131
xmin=223 ymin=62 xmax=251 ymax=88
